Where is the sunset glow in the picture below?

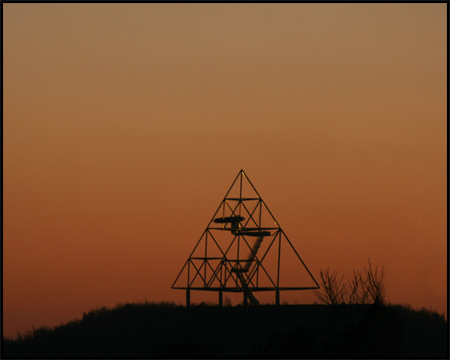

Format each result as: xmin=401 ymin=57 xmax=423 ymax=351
xmin=3 ymin=3 xmax=447 ymax=338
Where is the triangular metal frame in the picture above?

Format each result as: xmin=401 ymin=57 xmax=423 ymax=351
xmin=172 ymin=170 xmax=319 ymax=305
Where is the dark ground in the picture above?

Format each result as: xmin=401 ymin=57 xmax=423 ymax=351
xmin=2 ymin=302 xmax=448 ymax=358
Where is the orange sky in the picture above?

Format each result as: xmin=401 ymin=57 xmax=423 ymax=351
xmin=3 ymin=3 xmax=447 ymax=338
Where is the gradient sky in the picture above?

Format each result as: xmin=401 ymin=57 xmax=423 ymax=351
xmin=3 ymin=3 xmax=447 ymax=338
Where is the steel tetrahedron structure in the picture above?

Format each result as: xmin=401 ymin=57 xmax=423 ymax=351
xmin=172 ymin=169 xmax=319 ymax=306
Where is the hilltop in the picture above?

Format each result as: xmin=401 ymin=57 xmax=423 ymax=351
xmin=2 ymin=302 xmax=448 ymax=358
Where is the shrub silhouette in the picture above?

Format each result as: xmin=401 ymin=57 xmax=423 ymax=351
xmin=251 ymin=303 xmax=447 ymax=358
xmin=2 ymin=301 xmax=447 ymax=358
xmin=314 ymin=259 xmax=386 ymax=305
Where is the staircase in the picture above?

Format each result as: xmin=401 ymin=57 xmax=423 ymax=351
xmin=242 ymin=236 xmax=264 ymax=272
xmin=232 ymin=236 xmax=265 ymax=305
xmin=235 ymin=272 xmax=260 ymax=305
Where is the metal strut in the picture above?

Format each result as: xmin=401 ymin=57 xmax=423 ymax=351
xmin=171 ymin=169 xmax=321 ymax=306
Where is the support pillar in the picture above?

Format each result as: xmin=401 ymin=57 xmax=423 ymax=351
xmin=186 ymin=289 xmax=190 ymax=308
xmin=275 ymin=290 xmax=280 ymax=306
xmin=243 ymin=292 xmax=248 ymax=306
xmin=219 ymin=291 xmax=223 ymax=307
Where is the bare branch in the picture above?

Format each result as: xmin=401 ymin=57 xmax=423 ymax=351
xmin=314 ymin=259 xmax=386 ymax=306
xmin=313 ymin=268 xmax=347 ymax=305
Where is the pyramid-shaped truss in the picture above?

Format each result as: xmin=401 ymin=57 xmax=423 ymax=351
xmin=172 ymin=170 xmax=319 ymax=304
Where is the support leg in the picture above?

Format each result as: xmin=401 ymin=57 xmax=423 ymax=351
xmin=276 ymin=290 xmax=280 ymax=306
xmin=186 ymin=289 xmax=190 ymax=308
xmin=219 ymin=291 xmax=223 ymax=307
xmin=243 ymin=292 xmax=248 ymax=306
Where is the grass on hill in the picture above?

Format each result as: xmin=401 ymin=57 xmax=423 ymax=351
xmin=2 ymin=301 xmax=448 ymax=358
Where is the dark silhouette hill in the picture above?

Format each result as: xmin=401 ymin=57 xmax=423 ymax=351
xmin=2 ymin=302 xmax=448 ymax=358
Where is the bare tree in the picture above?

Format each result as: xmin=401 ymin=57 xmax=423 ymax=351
xmin=347 ymin=270 xmax=364 ymax=304
xmin=313 ymin=268 xmax=347 ymax=305
xmin=314 ymin=259 xmax=386 ymax=305
xmin=363 ymin=259 xmax=385 ymax=304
